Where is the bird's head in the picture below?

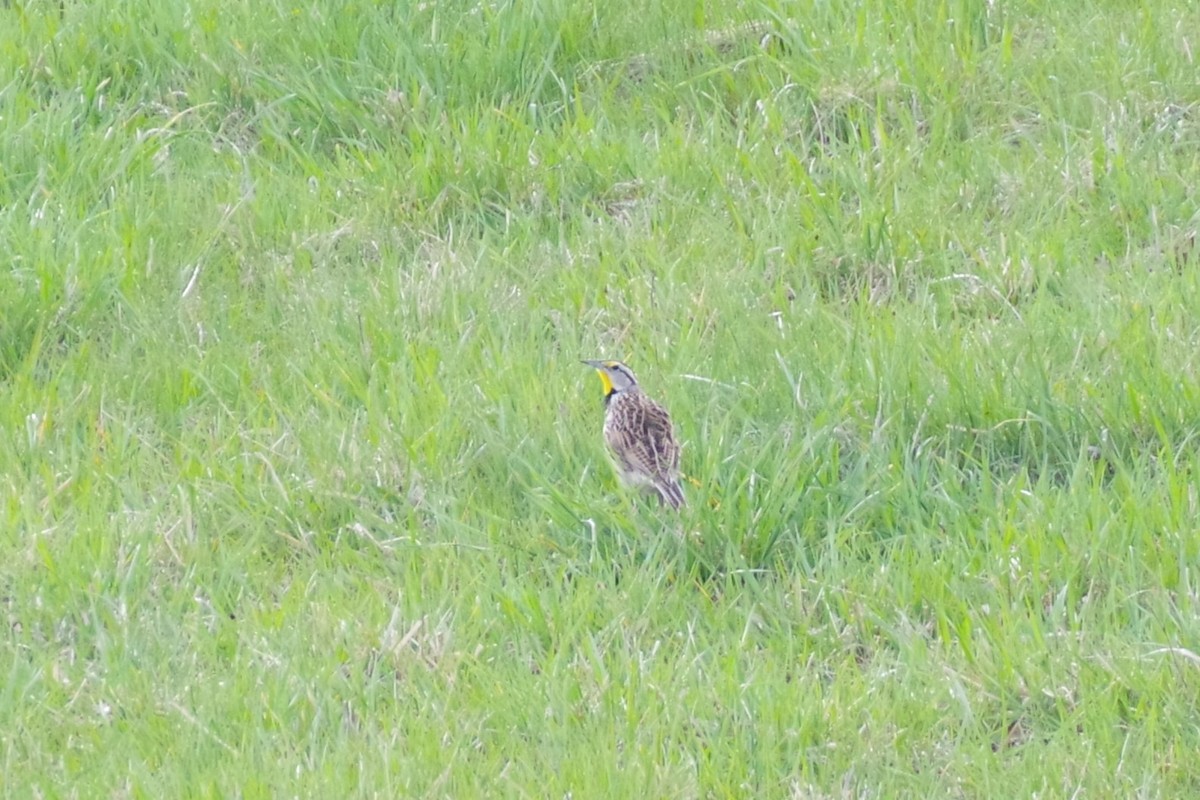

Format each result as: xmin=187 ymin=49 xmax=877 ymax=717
xmin=582 ymin=360 xmax=638 ymax=397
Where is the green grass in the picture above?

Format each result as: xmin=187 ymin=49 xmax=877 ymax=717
xmin=4 ymin=0 xmax=1200 ymax=795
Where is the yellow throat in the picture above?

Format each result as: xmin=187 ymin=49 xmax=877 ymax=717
xmin=594 ymin=368 xmax=614 ymax=395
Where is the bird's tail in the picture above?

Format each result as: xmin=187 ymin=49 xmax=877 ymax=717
xmin=657 ymin=477 xmax=686 ymax=510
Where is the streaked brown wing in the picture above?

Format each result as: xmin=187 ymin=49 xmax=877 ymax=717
xmin=631 ymin=396 xmax=680 ymax=478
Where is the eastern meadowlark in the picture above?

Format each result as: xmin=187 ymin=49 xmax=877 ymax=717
xmin=582 ymin=360 xmax=686 ymax=509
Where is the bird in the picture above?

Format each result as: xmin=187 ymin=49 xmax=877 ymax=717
xmin=581 ymin=360 xmax=686 ymax=509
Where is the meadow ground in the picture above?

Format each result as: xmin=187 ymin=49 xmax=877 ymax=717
xmin=4 ymin=0 xmax=1200 ymax=796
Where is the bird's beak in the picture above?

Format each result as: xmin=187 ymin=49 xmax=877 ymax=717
xmin=581 ymin=360 xmax=613 ymax=394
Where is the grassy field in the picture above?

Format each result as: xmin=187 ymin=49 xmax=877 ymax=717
xmin=4 ymin=0 xmax=1200 ymax=795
